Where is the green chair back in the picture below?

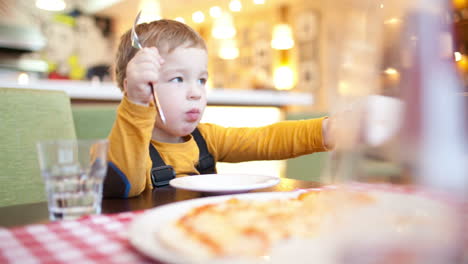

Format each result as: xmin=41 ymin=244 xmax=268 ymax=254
xmin=285 ymin=112 xmax=329 ymax=182
xmin=71 ymin=105 xmax=117 ymax=140
xmin=0 ymin=88 xmax=76 ymax=207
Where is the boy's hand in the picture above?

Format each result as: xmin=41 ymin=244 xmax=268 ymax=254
xmin=124 ymin=47 xmax=164 ymax=106
xmin=323 ymin=95 xmax=403 ymax=150
xmin=322 ymin=116 xmax=341 ymax=151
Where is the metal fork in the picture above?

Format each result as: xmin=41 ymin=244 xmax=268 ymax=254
xmin=131 ymin=11 xmax=166 ymax=124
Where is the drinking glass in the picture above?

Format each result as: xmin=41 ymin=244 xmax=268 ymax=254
xmin=36 ymin=139 xmax=109 ymax=221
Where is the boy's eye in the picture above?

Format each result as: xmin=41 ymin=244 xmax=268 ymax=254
xmin=170 ymin=77 xmax=183 ymax=83
xmin=198 ymin=78 xmax=207 ymax=85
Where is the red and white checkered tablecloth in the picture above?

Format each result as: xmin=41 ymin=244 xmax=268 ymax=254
xmin=0 ymin=184 xmax=466 ymax=264
xmin=0 ymin=211 xmax=159 ymax=264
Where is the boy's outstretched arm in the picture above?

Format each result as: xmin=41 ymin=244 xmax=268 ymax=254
xmin=204 ymin=117 xmax=330 ymax=163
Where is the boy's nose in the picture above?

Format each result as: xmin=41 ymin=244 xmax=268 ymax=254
xmin=187 ymin=84 xmax=202 ymax=100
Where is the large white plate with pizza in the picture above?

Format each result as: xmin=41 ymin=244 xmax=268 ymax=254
xmin=128 ymin=184 xmax=462 ymax=264
xmin=169 ymin=173 xmax=280 ymax=193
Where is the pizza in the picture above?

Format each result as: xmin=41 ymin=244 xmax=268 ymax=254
xmin=156 ymin=187 xmax=460 ymax=263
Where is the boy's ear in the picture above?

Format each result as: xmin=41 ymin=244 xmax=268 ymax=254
xmin=123 ymin=78 xmax=128 ymax=94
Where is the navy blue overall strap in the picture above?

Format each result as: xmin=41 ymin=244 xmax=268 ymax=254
xmin=191 ymin=128 xmax=217 ymax=174
xmin=149 ymin=143 xmax=176 ymax=187
xmin=150 ymin=128 xmax=216 ymax=188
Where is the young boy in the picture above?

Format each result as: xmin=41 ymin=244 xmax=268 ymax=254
xmin=104 ymin=19 xmax=333 ymax=198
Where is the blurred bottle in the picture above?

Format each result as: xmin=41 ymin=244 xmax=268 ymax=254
xmin=398 ymin=1 xmax=468 ymax=198
xmin=323 ymin=0 xmax=468 ymax=263
xmin=324 ymin=0 xmax=467 ymax=193
xmin=399 ymin=4 xmax=468 ymax=262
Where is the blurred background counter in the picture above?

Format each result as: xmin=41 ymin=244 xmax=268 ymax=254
xmin=0 ymin=79 xmax=313 ymax=106
xmin=0 ymin=80 xmax=318 ymax=179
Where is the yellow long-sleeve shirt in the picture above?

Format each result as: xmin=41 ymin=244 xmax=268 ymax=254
xmin=104 ymin=96 xmax=328 ymax=198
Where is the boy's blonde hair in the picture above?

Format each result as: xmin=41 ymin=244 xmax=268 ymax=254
xmin=114 ymin=19 xmax=207 ymax=91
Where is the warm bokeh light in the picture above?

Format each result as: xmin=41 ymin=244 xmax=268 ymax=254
xmin=192 ymin=11 xmax=205 ymax=23
xmin=175 ymin=17 xmax=185 ymax=23
xmin=454 ymin=52 xmax=462 ymax=62
xmin=273 ymin=66 xmax=295 ymax=90
xmin=218 ymin=39 xmax=239 ymax=60
xmin=271 ymin=24 xmax=294 ymax=50
xmin=254 ymin=0 xmax=266 ymax=4
xmin=209 ymin=6 xmax=222 ymax=18
xmin=35 ymin=0 xmax=66 ymax=11
xmin=212 ymin=12 xmax=236 ymax=39
xmin=139 ymin=0 xmax=162 ymax=23
xmin=384 ymin=67 xmax=400 ymax=83
xmin=17 ymin=73 xmax=29 ymax=85
xmin=229 ymin=0 xmax=242 ymax=12
xmin=456 ymin=53 xmax=468 ymax=72
xmin=453 ymin=0 xmax=467 ymax=9
xmin=338 ymin=81 xmax=350 ymax=95
xmin=384 ymin=18 xmax=401 ymax=25
xmin=384 ymin=67 xmax=398 ymax=75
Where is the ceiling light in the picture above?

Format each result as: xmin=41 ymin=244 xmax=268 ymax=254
xmin=271 ymin=24 xmax=294 ymax=50
xmin=212 ymin=12 xmax=236 ymax=39
xmin=271 ymin=5 xmax=294 ymax=50
xmin=273 ymin=66 xmax=294 ymax=90
xmin=192 ymin=11 xmax=205 ymax=23
xmin=218 ymin=39 xmax=239 ymax=60
xmin=35 ymin=0 xmax=66 ymax=11
xmin=229 ymin=0 xmax=242 ymax=12
xmin=210 ymin=6 xmax=222 ymax=18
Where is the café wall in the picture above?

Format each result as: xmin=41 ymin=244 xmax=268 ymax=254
xmin=2 ymin=0 xmax=332 ymax=114
xmin=3 ymin=0 xmax=331 ymax=112
xmin=109 ymin=0 xmax=330 ymax=113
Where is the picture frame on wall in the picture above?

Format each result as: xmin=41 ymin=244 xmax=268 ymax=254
xmin=295 ymin=10 xmax=319 ymax=43
xmin=295 ymin=10 xmax=321 ymax=93
xmin=253 ymin=40 xmax=272 ymax=70
xmin=297 ymin=60 xmax=320 ymax=92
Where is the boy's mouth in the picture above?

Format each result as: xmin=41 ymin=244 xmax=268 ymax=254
xmin=186 ymin=109 xmax=200 ymax=122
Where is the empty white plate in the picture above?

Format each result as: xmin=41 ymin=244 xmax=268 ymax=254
xmin=169 ymin=173 xmax=280 ymax=193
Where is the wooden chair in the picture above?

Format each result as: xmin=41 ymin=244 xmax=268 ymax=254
xmin=0 ymin=88 xmax=76 ymax=207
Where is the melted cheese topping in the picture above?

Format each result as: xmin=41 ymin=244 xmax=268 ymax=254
xmin=164 ymin=189 xmax=376 ymax=258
